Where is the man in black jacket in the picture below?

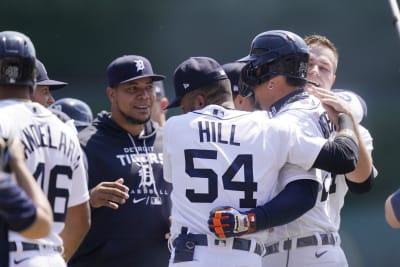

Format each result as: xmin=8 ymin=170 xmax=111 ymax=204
xmin=69 ymin=55 xmax=172 ymax=267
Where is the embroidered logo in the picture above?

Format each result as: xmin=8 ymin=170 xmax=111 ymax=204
xmin=131 ymin=161 xmax=163 ymax=206
xmin=5 ymin=65 xmax=19 ymax=82
xmin=134 ymin=60 xmax=145 ymax=72
xmin=298 ymin=62 xmax=307 ymax=78
xmin=14 ymin=257 xmax=31 ymax=265
xmin=315 ymin=250 xmax=328 ymax=258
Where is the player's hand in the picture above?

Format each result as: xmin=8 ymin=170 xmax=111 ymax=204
xmin=306 ymin=86 xmax=353 ymax=127
xmin=208 ymin=206 xmax=256 ymax=238
xmin=89 ymin=178 xmax=129 ymax=209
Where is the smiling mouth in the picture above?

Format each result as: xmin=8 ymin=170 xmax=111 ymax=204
xmin=134 ymin=105 xmax=150 ymax=110
xmin=306 ymin=80 xmax=320 ymax=87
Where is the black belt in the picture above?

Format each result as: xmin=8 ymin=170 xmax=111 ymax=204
xmin=174 ymin=234 xmax=264 ymax=256
xmin=265 ymin=233 xmax=336 ymax=255
xmin=9 ymin=242 xmax=63 ymax=253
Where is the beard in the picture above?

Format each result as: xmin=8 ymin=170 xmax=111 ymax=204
xmin=119 ymin=109 xmax=150 ymax=125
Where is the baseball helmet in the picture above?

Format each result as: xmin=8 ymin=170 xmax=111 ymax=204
xmin=238 ymin=30 xmax=309 ymax=89
xmin=49 ymin=98 xmax=93 ymax=131
xmin=0 ymin=31 xmax=36 ymax=88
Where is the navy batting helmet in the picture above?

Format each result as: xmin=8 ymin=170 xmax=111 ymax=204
xmin=238 ymin=30 xmax=309 ymax=89
xmin=0 ymin=31 xmax=36 ymax=88
xmin=49 ymin=98 xmax=93 ymax=131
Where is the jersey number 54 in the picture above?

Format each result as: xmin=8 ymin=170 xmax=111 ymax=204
xmin=184 ymin=149 xmax=257 ymax=208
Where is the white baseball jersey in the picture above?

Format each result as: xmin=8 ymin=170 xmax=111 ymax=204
xmin=266 ymin=93 xmax=376 ymax=242
xmin=0 ymin=100 xmax=89 ymax=248
xmin=163 ymin=105 xmax=327 ymax=242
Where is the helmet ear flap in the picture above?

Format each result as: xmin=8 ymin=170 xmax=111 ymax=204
xmin=238 ymin=71 xmax=253 ymax=97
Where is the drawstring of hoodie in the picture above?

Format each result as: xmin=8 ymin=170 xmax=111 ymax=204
xmin=127 ymin=133 xmax=160 ymax=200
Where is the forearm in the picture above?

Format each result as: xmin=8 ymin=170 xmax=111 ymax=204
xmin=251 ymin=179 xmax=319 ymax=231
xmin=344 ymin=138 xmax=373 ymax=183
xmin=60 ymin=202 xmax=91 ymax=261
xmin=313 ymin=114 xmax=359 ymax=174
xmin=344 ymin=139 xmax=374 ymax=194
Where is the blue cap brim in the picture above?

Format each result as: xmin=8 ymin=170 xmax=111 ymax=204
xmin=117 ymin=74 xmax=165 ymax=86
xmin=237 ymin=54 xmax=257 ymax=63
xmin=37 ymin=79 xmax=68 ymax=90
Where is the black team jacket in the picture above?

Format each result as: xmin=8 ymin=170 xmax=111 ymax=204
xmin=69 ymin=111 xmax=172 ymax=267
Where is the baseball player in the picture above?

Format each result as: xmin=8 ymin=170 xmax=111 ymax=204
xmin=68 ymin=55 xmax=172 ymax=267
xmin=164 ymin=56 xmax=360 ymax=267
xmin=0 ymin=137 xmax=53 ymax=267
xmin=238 ymin=31 xmax=376 ymax=267
xmin=0 ymin=31 xmax=90 ymax=267
xmin=221 ymin=62 xmax=256 ymax=111
xmin=30 ymin=59 xmax=67 ymax=107
xmin=49 ymin=98 xmax=93 ymax=132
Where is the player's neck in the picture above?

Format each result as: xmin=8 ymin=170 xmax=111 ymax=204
xmin=112 ymin=115 xmax=145 ymax=136
xmin=0 ymin=86 xmax=30 ymax=100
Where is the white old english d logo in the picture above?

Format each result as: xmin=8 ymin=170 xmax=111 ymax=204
xmin=134 ymin=60 xmax=145 ymax=72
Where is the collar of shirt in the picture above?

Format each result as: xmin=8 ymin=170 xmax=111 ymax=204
xmin=269 ymin=88 xmax=307 ymax=116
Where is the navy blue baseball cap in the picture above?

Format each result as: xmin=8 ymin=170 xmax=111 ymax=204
xmin=167 ymin=56 xmax=228 ymax=109
xmin=107 ymin=55 xmax=165 ymax=87
xmin=36 ymin=59 xmax=68 ymax=90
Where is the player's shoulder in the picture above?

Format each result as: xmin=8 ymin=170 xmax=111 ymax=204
xmin=264 ymin=114 xmax=296 ymax=134
xmin=279 ymin=94 xmax=321 ymax=113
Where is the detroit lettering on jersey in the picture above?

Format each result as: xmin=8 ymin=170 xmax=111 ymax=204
xmin=197 ymin=120 xmax=240 ymax=146
xmin=115 ymin=144 xmax=166 ymax=206
xmin=116 ymin=145 xmax=162 ymax=166
xmin=21 ymin=123 xmax=81 ymax=169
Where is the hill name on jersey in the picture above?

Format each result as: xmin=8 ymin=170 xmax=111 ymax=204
xmin=198 ymin=120 xmax=240 ymax=146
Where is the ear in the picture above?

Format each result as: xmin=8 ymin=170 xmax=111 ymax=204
xmin=237 ymin=95 xmax=244 ymax=105
xmin=160 ymin=97 xmax=169 ymax=111
xmin=106 ymin=87 xmax=115 ymax=102
xmin=194 ymin=94 xmax=205 ymax=109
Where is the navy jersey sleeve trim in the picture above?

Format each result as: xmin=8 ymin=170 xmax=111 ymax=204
xmin=251 ymin=179 xmax=319 ymax=231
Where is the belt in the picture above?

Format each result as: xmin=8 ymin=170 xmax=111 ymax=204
xmin=174 ymin=234 xmax=264 ymax=256
xmin=265 ymin=233 xmax=337 ymax=255
xmin=9 ymin=242 xmax=63 ymax=253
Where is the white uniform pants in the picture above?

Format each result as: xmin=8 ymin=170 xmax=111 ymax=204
xmin=169 ymin=235 xmax=263 ymax=267
xmin=262 ymin=233 xmax=348 ymax=267
xmin=169 ymin=245 xmax=262 ymax=267
xmin=9 ymin=242 xmax=66 ymax=267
